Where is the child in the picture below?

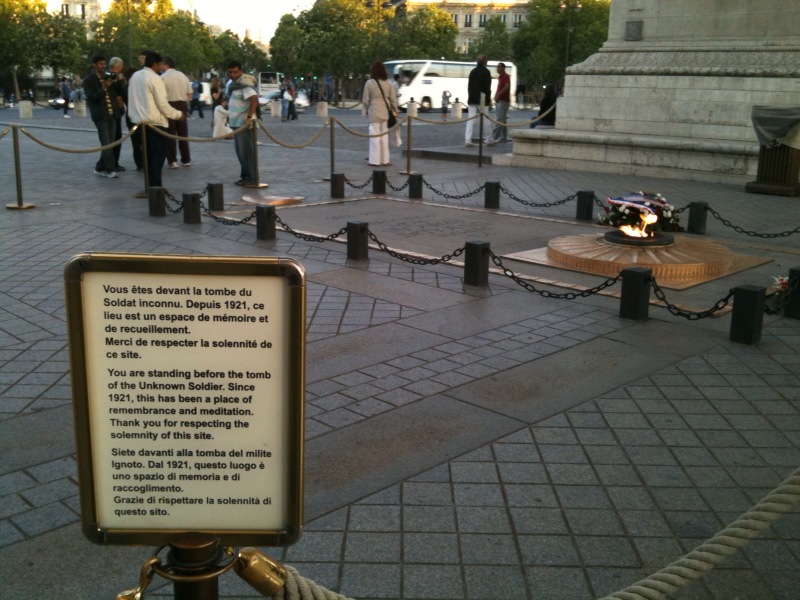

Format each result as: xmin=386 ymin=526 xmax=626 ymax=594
xmin=441 ymin=90 xmax=451 ymax=121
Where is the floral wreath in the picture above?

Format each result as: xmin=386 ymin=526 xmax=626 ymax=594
xmin=598 ymin=192 xmax=683 ymax=233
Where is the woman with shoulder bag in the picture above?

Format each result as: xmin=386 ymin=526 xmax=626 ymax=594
xmin=362 ymin=61 xmax=398 ymax=167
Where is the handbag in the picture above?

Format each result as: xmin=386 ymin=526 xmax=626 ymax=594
xmin=283 ymin=90 xmax=293 ymax=102
xmin=376 ymin=79 xmax=397 ymax=128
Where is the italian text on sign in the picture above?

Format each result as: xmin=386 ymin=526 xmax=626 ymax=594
xmin=65 ymin=253 xmax=305 ymax=546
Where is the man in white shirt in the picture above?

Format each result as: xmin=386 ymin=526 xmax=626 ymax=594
xmin=127 ymin=52 xmax=185 ymax=188
xmin=160 ymin=55 xmax=192 ymax=168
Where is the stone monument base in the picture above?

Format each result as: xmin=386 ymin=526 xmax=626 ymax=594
xmin=497 ymin=129 xmax=759 ymax=185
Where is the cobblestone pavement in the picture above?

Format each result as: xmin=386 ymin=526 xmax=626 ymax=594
xmin=0 ymin=107 xmax=798 ymax=599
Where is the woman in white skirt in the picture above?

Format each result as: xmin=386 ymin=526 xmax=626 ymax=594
xmin=362 ymin=61 xmax=398 ymax=167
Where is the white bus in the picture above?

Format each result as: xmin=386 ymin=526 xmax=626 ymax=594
xmin=384 ymin=59 xmax=516 ymax=111
xmin=258 ymin=71 xmax=284 ymax=96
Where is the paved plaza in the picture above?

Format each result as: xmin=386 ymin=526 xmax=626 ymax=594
xmin=0 ymin=107 xmax=798 ymax=599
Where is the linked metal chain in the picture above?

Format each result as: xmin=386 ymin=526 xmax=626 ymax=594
xmin=367 ymin=229 xmax=464 ymax=265
xmin=707 ymin=205 xmax=800 ymax=238
xmin=423 ymin=178 xmax=486 ymax=200
xmin=593 ymin=193 xmax=606 ymax=209
xmin=488 ymin=250 xmax=621 ymax=299
xmin=499 ymin=185 xmax=577 ymax=208
xmin=274 ymin=214 xmax=347 ymax=242
xmin=673 ymin=204 xmax=689 ymax=214
xmin=385 ymin=177 xmax=409 ymax=193
xmin=163 ymin=189 xmax=184 ymax=214
xmin=201 ymin=204 xmax=257 ymax=226
xmin=344 ymin=174 xmax=374 ymax=190
xmin=651 ymin=278 xmax=733 ymax=320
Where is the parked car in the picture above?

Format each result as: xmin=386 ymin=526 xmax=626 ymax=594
xmin=257 ymin=89 xmax=310 ymax=111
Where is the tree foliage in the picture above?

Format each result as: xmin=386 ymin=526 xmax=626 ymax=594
xmin=473 ymin=16 xmax=512 ymax=61
xmin=513 ymin=0 xmax=610 ymax=90
xmin=387 ymin=6 xmax=459 ymax=61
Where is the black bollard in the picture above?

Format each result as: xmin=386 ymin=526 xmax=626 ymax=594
xmin=687 ymin=201 xmax=708 ymax=234
xmin=148 ymin=187 xmax=166 ymax=217
xmin=206 ymin=182 xmax=224 ymax=211
xmin=464 ymin=241 xmax=490 ymax=287
xmin=619 ymin=267 xmax=652 ymax=321
xmin=485 ymin=181 xmax=500 ymax=209
xmin=730 ymin=285 xmax=765 ymax=345
xmin=575 ymin=190 xmax=595 ymax=221
xmin=331 ymin=173 xmax=345 ymax=199
xmin=373 ymin=170 xmax=386 ymax=195
xmin=347 ymin=221 xmax=369 ymax=261
xmin=785 ymin=267 xmax=800 ymax=319
xmin=256 ymin=205 xmax=276 ymax=241
xmin=182 ymin=193 xmax=202 ymax=224
xmin=408 ymin=173 xmax=423 ymax=199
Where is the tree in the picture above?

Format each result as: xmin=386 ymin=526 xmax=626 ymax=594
xmin=387 ymin=6 xmax=459 ymax=60
xmin=513 ymin=0 xmax=610 ymax=92
xmin=473 ymin=16 xmax=512 ymax=61
xmin=269 ymin=15 xmax=303 ymax=73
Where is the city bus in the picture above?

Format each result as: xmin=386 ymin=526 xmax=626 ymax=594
xmin=384 ymin=59 xmax=516 ymax=111
xmin=258 ymin=71 xmax=284 ymax=96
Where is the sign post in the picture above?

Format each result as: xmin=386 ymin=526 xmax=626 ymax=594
xmin=64 ymin=253 xmax=305 ymax=547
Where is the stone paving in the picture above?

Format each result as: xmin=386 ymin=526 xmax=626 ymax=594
xmin=0 ymin=107 xmax=799 ymax=599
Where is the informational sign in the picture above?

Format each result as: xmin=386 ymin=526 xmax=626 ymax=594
xmin=64 ymin=254 xmax=305 ymax=546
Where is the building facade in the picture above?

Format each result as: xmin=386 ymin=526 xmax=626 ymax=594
xmin=396 ymin=0 xmax=529 ymax=55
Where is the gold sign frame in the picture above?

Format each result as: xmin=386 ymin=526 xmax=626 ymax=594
xmin=64 ymin=253 xmax=305 ymax=546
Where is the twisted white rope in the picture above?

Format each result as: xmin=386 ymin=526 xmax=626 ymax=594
xmin=277 ymin=565 xmax=354 ymax=600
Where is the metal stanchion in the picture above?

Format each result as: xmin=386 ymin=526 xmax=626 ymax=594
xmin=464 ymin=241 xmax=490 ymax=287
xmin=247 ymin=120 xmax=268 ymax=189
xmin=785 ymin=267 xmax=800 ymax=319
xmin=256 ymin=205 xmax=276 ymax=240
xmin=347 ymin=221 xmax=369 ymax=261
xmin=183 ymin=193 xmax=202 ymax=224
xmin=135 ymin=125 xmax=150 ymax=199
xmin=206 ymin=182 xmax=224 ymax=211
xmin=6 ymin=126 xmax=35 ymax=210
xmin=399 ymin=110 xmax=414 ymax=175
xmin=331 ymin=173 xmax=345 ymax=199
xmin=575 ymin=190 xmax=595 ymax=220
xmin=148 ymin=187 xmax=166 ymax=217
xmin=484 ymin=181 xmax=500 ymax=209
xmin=372 ymin=170 xmax=386 ymax=194
xmin=620 ymin=267 xmax=652 ymax=321
xmin=687 ymin=201 xmax=708 ymax=234
xmin=408 ymin=173 xmax=423 ymax=199
xmin=730 ymin=285 xmax=765 ymax=345
xmin=169 ymin=534 xmax=222 ymax=600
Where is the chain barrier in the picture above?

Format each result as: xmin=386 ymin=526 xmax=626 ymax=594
xmin=651 ymin=278 xmax=733 ymax=320
xmin=423 ymin=178 xmax=486 ymax=200
xmin=488 ymin=250 xmax=621 ymax=299
xmin=274 ymin=213 xmax=347 ymax=242
xmin=162 ymin=189 xmax=184 ymax=214
xmin=706 ymin=205 xmax=800 ymax=238
xmin=344 ymin=173 xmax=374 ymax=190
xmin=367 ymin=229 xmax=464 ymax=265
xmin=593 ymin=193 xmax=606 ymax=209
xmin=500 ymin=184 xmax=577 ymax=208
xmin=385 ymin=176 xmax=409 ymax=193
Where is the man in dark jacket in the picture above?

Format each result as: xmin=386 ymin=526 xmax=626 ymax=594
xmin=83 ymin=55 xmax=120 ymax=178
xmin=464 ymin=54 xmax=491 ymax=147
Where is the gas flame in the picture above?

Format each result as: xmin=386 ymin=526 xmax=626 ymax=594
xmin=619 ymin=212 xmax=658 ymax=238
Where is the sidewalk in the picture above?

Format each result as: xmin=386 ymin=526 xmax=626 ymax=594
xmin=0 ymin=110 xmax=798 ymax=599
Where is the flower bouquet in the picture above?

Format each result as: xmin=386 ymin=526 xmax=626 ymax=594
xmin=598 ymin=192 xmax=683 ymax=233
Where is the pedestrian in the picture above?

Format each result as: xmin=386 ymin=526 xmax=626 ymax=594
xmin=60 ymin=77 xmax=71 ymax=118
xmin=362 ymin=60 xmax=398 ymax=167
xmin=441 ymin=90 xmax=451 ymax=121
xmin=83 ymin=55 xmax=120 ymax=178
xmin=464 ymin=54 xmax=491 ymax=147
xmin=127 ymin=51 xmax=185 ymax=189
xmin=487 ymin=62 xmax=511 ymax=145
xmin=225 ymin=60 xmax=259 ymax=186
xmin=531 ymin=85 xmax=557 ymax=128
xmin=188 ymin=79 xmax=204 ymax=118
xmin=108 ymin=57 xmax=127 ymax=171
xmin=160 ymin=56 xmax=192 ymax=167
xmin=209 ymin=76 xmax=223 ymax=132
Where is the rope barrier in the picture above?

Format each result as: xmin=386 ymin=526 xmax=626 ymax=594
xmin=278 ymin=565 xmax=354 ymax=600
xmin=0 ymin=127 xmax=9 ymax=140
xmin=18 ymin=123 xmax=139 ymax=153
xmin=329 ymin=115 xmax=406 ymax=138
xmin=601 ymin=465 xmax=800 ymax=600
xmin=258 ymin=118 xmax=329 ymax=149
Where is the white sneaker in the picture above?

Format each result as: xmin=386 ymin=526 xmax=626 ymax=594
xmin=94 ymin=169 xmax=105 ymax=177
xmin=63 ymin=115 xmax=70 ymax=119
xmin=182 ymin=162 xmax=191 ymax=167
xmin=105 ymin=171 xmax=118 ymax=179
xmin=168 ymin=162 xmax=179 ymax=169
xmin=465 ymin=141 xmax=475 ymax=147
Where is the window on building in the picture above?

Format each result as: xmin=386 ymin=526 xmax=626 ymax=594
xmin=81 ymin=3 xmax=86 ymax=19
xmin=452 ymin=13 xmax=458 ymax=26
xmin=61 ymin=4 xmax=69 ymax=15
xmin=465 ymin=14 xmax=472 ymax=28
xmin=501 ymin=14 xmax=508 ymax=25
xmin=479 ymin=14 xmax=487 ymax=27
xmin=513 ymin=14 xmax=523 ymax=28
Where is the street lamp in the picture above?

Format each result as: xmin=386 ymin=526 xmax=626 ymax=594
xmin=558 ymin=0 xmax=582 ymax=72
